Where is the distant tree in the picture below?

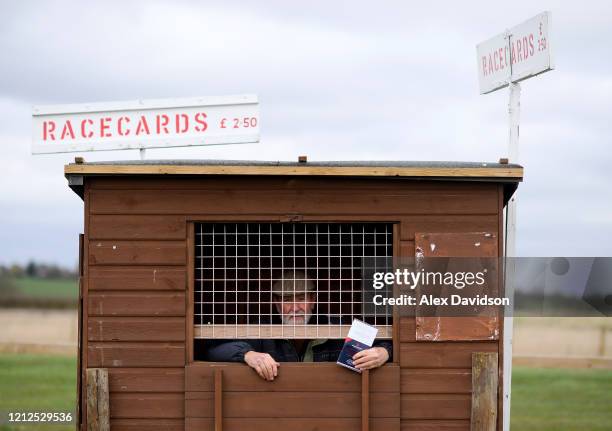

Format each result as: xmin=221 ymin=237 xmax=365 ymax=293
xmin=10 ymin=264 xmax=24 ymax=278
xmin=25 ymin=261 xmax=37 ymax=277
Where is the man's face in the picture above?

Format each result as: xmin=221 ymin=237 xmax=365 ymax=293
xmin=274 ymin=293 xmax=315 ymax=325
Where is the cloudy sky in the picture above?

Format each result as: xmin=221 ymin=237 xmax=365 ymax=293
xmin=1 ymin=0 xmax=611 ymax=268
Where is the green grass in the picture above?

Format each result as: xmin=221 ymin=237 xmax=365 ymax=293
xmin=511 ymin=367 xmax=612 ymax=431
xmin=0 ymin=353 xmax=610 ymax=430
xmin=0 ymin=354 xmax=76 ymax=431
xmin=11 ymin=278 xmax=77 ymax=300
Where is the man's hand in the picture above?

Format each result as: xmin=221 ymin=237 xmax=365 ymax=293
xmin=244 ymin=351 xmax=280 ymax=381
xmin=352 ymin=347 xmax=389 ymax=371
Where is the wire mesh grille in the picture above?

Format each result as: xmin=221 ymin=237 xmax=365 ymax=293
xmin=194 ymin=222 xmax=393 ymax=339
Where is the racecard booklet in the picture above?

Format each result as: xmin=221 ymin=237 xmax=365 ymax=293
xmin=336 ymin=319 xmax=378 ymax=373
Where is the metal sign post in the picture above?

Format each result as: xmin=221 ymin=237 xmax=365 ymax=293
xmin=476 ymin=11 xmax=553 ymax=431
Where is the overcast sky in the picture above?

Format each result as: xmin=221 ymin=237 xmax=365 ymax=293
xmin=1 ymin=0 xmax=611 ymax=268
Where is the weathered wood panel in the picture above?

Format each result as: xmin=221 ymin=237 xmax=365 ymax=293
xmin=400 ymin=342 xmax=498 ymax=368
xmin=471 ymin=352 xmax=498 ymax=431
xmin=90 ymin=215 xmax=186 ymax=239
xmin=90 ymin=189 xmax=498 ymax=215
xmin=400 ymin=369 xmax=471 ymax=394
xmin=109 ymin=393 xmax=184 ymax=418
xmin=399 ymin=215 xmax=498 ymax=241
xmin=400 ymin=318 xmax=416 ymax=342
xmin=185 ymin=417 xmax=400 ymax=431
xmin=110 ymin=419 xmax=184 ymax=431
xmin=401 ymin=394 xmax=471 ymax=419
xmin=185 ymin=392 xmax=400 ymax=418
xmin=401 ymin=419 xmax=470 ymax=431
xmin=414 ymin=232 xmax=499 ymax=342
xmin=88 ymin=292 xmax=185 ymax=317
xmin=185 ymin=363 xmax=399 ymax=393
xmin=88 ymin=240 xmax=186 ymax=265
xmin=89 ymin=266 xmax=186 ymax=291
xmin=88 ymin=317 xmax=185 ymax=342
xmin=400 ymin=240 xmax=415 ymax=257
xmin=86 ymin=368 xmax=109 ymax=431
xmin=88 ymin=177 xmax=498 ymax=193
xmin=88 ymin=342 xmax=185 ymax=367
xmin=416 ymin=317 xmax=500 ymax=342
xmin=108 ymin=368 xmax=184 ymax=392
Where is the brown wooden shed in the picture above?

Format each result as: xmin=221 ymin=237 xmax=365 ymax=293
xmin=65 ymin=159 xmax=523 ymax=431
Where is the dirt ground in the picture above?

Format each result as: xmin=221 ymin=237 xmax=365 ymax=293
xmin=0 ymin=308 xmax=77 ymax=355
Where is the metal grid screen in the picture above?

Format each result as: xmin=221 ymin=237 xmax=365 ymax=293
xmin=194 ymin=222 xmax=393 ymax=339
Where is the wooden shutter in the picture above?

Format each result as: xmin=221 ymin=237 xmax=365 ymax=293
xmin=184 ymin=362 xmax=400 ymax=431
xmin=414 ymin=232 xmax=499 ymax=341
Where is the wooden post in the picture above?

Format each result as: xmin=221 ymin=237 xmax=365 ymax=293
xmin=214 ymin=369 xmax=223 ymax=431
xmin=86 ymin=368 xmax=109 ymax=431
xmin=598 ymin=326 xmax=607 ymax=357
xmin=471 ymin=352 xmax=498 ymax=431
xmin=361 ymin=369 xmax=369 ymax=431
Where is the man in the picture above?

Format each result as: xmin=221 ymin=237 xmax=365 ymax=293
xmin=205 ymin=270 xmax=392 ymax=381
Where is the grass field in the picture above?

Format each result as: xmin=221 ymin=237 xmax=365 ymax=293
xmin=0 ymin=352 xmax=610 ymax=430
xmin=11 ymin=278 xmax=77 ymax=300
xmin=0 ymin=354 xmax=76 ymax=431
xmin=510 ymin=367 xmax=612 ymax=431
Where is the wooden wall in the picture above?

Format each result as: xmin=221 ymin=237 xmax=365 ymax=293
xmin=82 ymin=175 xmax=504 ymax=431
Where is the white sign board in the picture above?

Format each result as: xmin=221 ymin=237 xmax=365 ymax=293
xmin=477 ymin=11 xmax=553 ymax=94
xmin=32 ymin=94 xmax=259 ymax=154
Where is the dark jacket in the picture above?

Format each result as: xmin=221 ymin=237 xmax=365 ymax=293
xmin=203 ymin=316 xmax=392 ymax=363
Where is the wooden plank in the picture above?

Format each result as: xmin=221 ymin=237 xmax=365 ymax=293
xmin=414 ymin=232 xmax=499 ymax=342
xmin=400 ymin=241 xmax=415 ymax=259
xmin=186 ymin=222 xmax=194 ymax=364
xmin=401 ymin=394 xmax=471 ymax=420
xmin=471 ymin=353 xmax=498 ymax=431
xmin=214 ymin=369 xmax=222 ymax=431
xmin=415 ymin=232 xmax=498 ymax=258
xmin=66 ymin=163 xmax=524 ymax=179
xmin=401 ymin=419 xmax=470 ymax=431
xmin=111 ymin=419 xmax=184 ymax=431
xmin=88 ymin=240 xmax=186 ymax=265
xmin=186 ymin=418 xmax=400 ymax=431
xmin=88 ymin=317 xmax=185 ymax=342
xmin=109 ymin=393 xmax=184 ymax=418
xmin=194 ymin=324 xmax=393 ymax=339
xmin=87 ymin=176 xmax=502 ymax=192
xmin=399 ymin=318 xmax=416 ymax=342
xmin=88 ymin=292 xmax=185 ymax=317
xmin=393 ymin=223 xmax=400 ymax=365
xmin=90 ymin=215 xmax=186 ymax=239
xmin=184 ymin=363 xmax=400 ymax=393
xmin=89 ymin=189 xmax=498 ymax=215
xmin=362 ymin=370 xmax=370 ymax=431
xmin=82 ymin=186 xmax=91 ymax=429
xmin=89 ymin=266 xmax=186 ymax=291
xmin=88 ymin=342 xmax=185 ymax=367
xmin=416 ymin=317 xmax=500 ymax=342
xmin=400 ymin=369 xmax=471 ymax=394
xmin=185 ymin=392 xmax=400 ymax=418
xmin=400 ymin=342 xmax=497 ymax=368
xmin=399 ymin=215 xmax=498 ymax=241
xmin=77 ymin=234 xmax=84 ymax=429
xmin=496 ymin=185 xmax=505 ymax=431
xmin=108 ymin=368 xmax=184 ymax=392
xmin=86 ymin=368 xmax=109 ymax=431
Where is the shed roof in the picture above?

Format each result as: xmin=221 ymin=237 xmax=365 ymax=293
xmin=65 ymin=159 xmax=523 ymax=203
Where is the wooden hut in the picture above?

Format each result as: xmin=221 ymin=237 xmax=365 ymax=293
xmin=65 ymin=159 xmax=523 ymax=431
